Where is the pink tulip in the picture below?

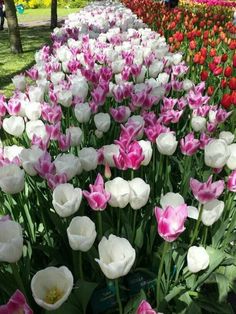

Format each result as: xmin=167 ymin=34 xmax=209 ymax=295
xmin=110 ymin=106 xmax=131 ymax=123
xmin=137 ymin=300 xmax=157 ymax=314
xmin=155 ymin=204 xmax=188 ymax=242
xmin=46 ymin=172 xmax=68 ymax=190
xmin=34 ymin=152 xmax=55 ymax=178
xmin=83 ymin=173 xmax=111 ymax=211
xmin=0 ymin=290 xmax=33 ymax=314
xmin=180 ymin=133 xmax=200 ymax=156
xmin=190 ymin=175 xmax=224 ymax=204
xmin=227 ymin=170 xmax=236 ymax=192
xmin=46 ymin=122 xmax=61 ymax=140
xmin=58 ymin=133 xmax=71 ymax=151
xmin=114 ymin=141 xmax=144 ymax=170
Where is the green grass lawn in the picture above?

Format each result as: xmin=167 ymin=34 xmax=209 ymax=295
xmin=17 ymin=7 xmax=81 ymax=24
xmin=0 ymin=5 xmax=86 ymax=97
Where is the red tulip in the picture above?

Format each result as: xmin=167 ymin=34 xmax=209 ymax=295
xmin=221 ymin=79 xmax=227 ymax=89
xmin=221 ymin=54 xmax=228 ymax=63
xmin=229 ymin=77 xmax=236 ymax=90
xmin=189 ymin=40 xmax=196 ymax=50
xmin=231 ymin=91 xmax=236 ymax=105
xmin=213 ymin=66 xmax=223 ymax=76
xmin=207 ymin=86 xmax=214 ymax=96
xmin=233 ymin=54 xmax=236 ymax=68
xmin=221 ymin=94 xmax=232 ymax=109
xmin=224 ymin=66 xmax=233 ymax=78
xmin=200 ymin=70 xmax=208 ymax=81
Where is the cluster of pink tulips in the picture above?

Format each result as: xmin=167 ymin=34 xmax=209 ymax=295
xmin=0 ymin=1 xmax=235 ymax=313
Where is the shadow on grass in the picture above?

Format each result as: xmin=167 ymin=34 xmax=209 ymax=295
xmin=0 ymin=25 xmax=52 ymax=96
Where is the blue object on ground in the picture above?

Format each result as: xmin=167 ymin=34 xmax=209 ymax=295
xmin=16 ymin=4 xmax=24 ymax=14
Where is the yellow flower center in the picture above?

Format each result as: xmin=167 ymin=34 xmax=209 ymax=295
xmin=44 ymin=287 xmax=63 ymax=304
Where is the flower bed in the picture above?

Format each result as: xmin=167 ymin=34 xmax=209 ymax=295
xmin=0 ymin=1 xmax=236 ymax=313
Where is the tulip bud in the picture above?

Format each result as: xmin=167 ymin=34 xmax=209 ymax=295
xmin=67 ymin=216 xmax=97 ymax=251
xmin=156 ymin=132 xmax=178 ymax=156
xmin=187 ymin=246 xmax=209 ymax=273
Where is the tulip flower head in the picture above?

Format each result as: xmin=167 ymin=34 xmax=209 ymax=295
xmin=0 ymin=290 xmax=33 ymax=314
xmin=83 ymin=173 xmax=111 ymax=211
xmin=155 ymin=204 xmax=188 ymax=242
xmin=190 ymin=176 xmax=224 ymax=204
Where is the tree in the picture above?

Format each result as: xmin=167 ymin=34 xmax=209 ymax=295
xmin=51 ymin=0 xmax=57 ymax=30
xmin=4 ymin=0 xmax=23 ymax=54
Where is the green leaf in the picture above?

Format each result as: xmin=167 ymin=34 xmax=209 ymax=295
xmin=124 ymin=289 xmax=146 ymax=314
xmin=135 ymin=222 xmax=144 ymax=249
xmin=193 ymin=246 xmax=225 ymax=290
xmin=215 ymin=272 xmax=230 ymax=302
xmin=186 ymin=301 xmax=202 ymax=314
xmin=73 ymin=279 xmax=98 ymax=313
xmin=165 ymin=285 xmax=186 ymax=302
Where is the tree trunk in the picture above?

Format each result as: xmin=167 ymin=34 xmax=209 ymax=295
xmin=51 ymin=0 xmax=57 ymax=30
xmin=4 ymin=0 xmax=23 ymax=54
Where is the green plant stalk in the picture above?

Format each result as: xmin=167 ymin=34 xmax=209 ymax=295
xmin=115 ymin=279 xmax=123 ymax=314
xmin=98 ymin=211 xmax=103 ymax=240
xmin=132 ymin=210 xmax=137 ymax=244
xmin=79 ymin=251 xmax=84 ymax=281
xmin=190 ymin=204 xmax=204 ymax=246
xmin=11 ymin=263 xmax=27 ymax=298
xmin=156 ymin=241 xmax=169 ymax=307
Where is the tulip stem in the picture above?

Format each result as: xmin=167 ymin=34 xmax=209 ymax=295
xmin=98 ymin=212 xmax=103 ymax=240
xmin=132 ymin=210 xmax=137 ymax=244
xmin=115 ymin=279 xmax=123 ymax=314
xmin=11 ymin=263 xmax=27 ymax=299
xmin=156 ymin=241 xmax=169 ymax=308
xmin=79 ymin=251 xmax=84 ymax=281
xmin=190 ymin=204 xmax=204 ymax=246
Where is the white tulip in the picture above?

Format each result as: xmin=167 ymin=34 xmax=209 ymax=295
xmin=95 ymin=235 xmax=136 ymax=279
xmin=79 ymin=147 xmax=98 ymax=171
xmin=138 ymin=140 xmax=153 ymax=166
xmin=172 ymin=53 xmax=182 ymax=65
xmin=183 ymin=79 xmax=194 ymax=91
xmin=52 ymin=183 xmax=82 ymax=218
xmin=202 ymin=199 xmax=224 ymax=226
xmin=105 ymin=177 xmax=130 ymax=208
xmin=219 ymin=131 xmax=234 ymax=145
xmin=74 ymin=103 xmax=91 ymax=123
xmin=25 ymin=102 xmax=42 ymax=121
xmin=3 ymin=145 xmax=24 ymax=162
xmin=67 ymin=216 xmax=97 ymax=251
xmin=129 ymin=178 xmax=150 ymax=210
xmin=135 ymin=65 xmax=147 ymax=83
xmin=28 ymin=86 xmax=44 ymax=103
xmin=2 ymin=116 xmax=25 ymax=137
xmin=0 ymin=164 xmax=24 ymax=194
xmin=226 ymin=144 xmax=236 ymax=170
xmin=191 ymin=116 xmax=206 ymax=132
xmin=0 ymin=220 xmax=23 ymax=263
xmin=187 ymin=246 xmax=209 ymax=273
xmin=26 ymin=120 xmax=47 ymax=140
xmin=54 ymin=154 xmax=82 ymax=181
xmin=156 ymin=133 xmax=178 ymax=156
xmin=103 ymin=144 xmax=120 ymax=167
xmin=94 ymin=113 xmax=111 ymax=133
xmin=31 ymin=266 xmax=73 ymax=311
xmin=111 ymin=59 xmax=125 ymax=74
xmin=160 ymin=192 xmax=185 ymax=209
xmin=149 ymin=61 xmax=164 ymax=78
xmin=66 ymin=127 xmax=83 ymax=147
xmin=204 ymin=139 xmax=230 ymax=168
xmin=71 ymin=77 xmax=88 ymax=100
xmin=58 ymin=90 xmax=73 ymax=108
xmin=20 ymin=146 xmax=44 ymax=176
xmin=12 ymin=75 xmax=26 ymax=91
xmin=156 ymin=72 xmax=169 ymax=85
xmin=50 ymin=72 xmax=65 ymax=85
